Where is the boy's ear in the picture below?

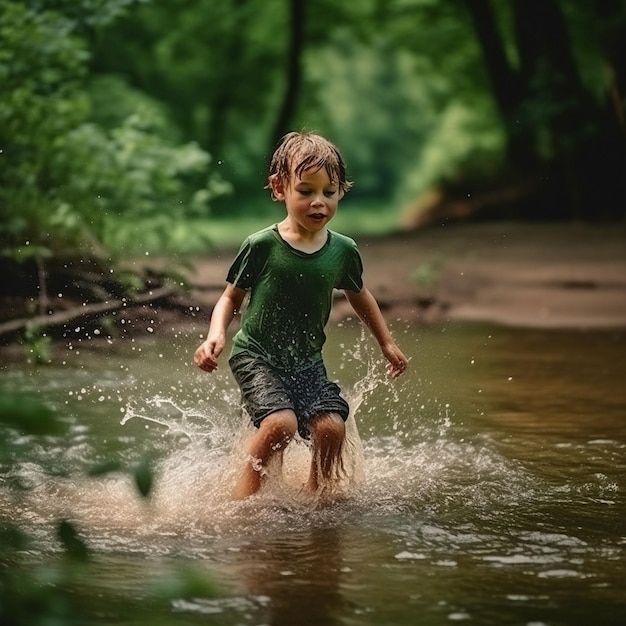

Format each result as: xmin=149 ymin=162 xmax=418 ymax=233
xmin=269 ymin=174 xmax=286 ymax=200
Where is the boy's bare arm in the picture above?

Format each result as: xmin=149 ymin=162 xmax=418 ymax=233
xmin=194 ymin=284 xmax=246 ymax=372
xmin=345 ymin=287 xmax=409 ymax=378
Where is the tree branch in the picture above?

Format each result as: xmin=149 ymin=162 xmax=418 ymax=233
xmin=0 ymin=286 xmax=176 ymax=339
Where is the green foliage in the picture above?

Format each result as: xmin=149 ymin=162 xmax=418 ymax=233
xmin=400 ymin=102 xmax=505 ymax=204
xmin=151 ymin=562 xmax=217 ymax=604
xmin=23 ymin=323 xmax=52 ymax=365
xmin=0 ymin=540 xmax=85 ymax=626
xmin=57 ymin=519 xmax=90 ymax=562
xmin=1 ymin=517 xmax=89 ymax=626
xmin=89 ymin=0 xmax=519 ymax=218
xmin=0 ymin=1 xmax=89 ymax=251
xmin=0 ymin=391 xmax=67 ymax=438
xmin=2 ymin=0 xmax=623 ymax=274
xmin=87 ymin=74 xmax=177 ymax=138
xmin=304 ymin=36 xmax=432 ymax=200
xmin=133 ymin=456 xmax=154 ymax=498
xmin=53 ymin=112 xmax=231 ymax=254
xmin=23 ymin=0 xmax=144 ymax=29
xmin=91 ymin=0 xmax=286 ymax=194
xmin=0 ymin=0 xmax=229 ymax=267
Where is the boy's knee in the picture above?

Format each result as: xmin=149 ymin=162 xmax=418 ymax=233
xmin=310 ymin=413 xmax=345 ymax=442
xmin=260 ymin=410 xmax=298 ymax=445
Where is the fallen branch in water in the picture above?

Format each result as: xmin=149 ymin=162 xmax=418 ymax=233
xmin=0 ymin=285 xmax=176 ymax=339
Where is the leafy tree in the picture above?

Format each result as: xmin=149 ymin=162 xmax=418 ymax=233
xmin=91 ymin=0 xmax=287 ymax=200
xmin=4 ymin=0 xmax=624 ymax=282
xmin=463 ymin=0 xmax=626 ymax=218
xmin=303 ymin=1 xmax=505 ymax=205
xmin=0 ymin=1 xmax=90 ymax=254
xmin=0 ymin=0 xmax=229 ymax=266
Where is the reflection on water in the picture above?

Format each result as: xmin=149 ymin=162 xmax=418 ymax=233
xmin=1 ymin=323 xmax=625 ymax=625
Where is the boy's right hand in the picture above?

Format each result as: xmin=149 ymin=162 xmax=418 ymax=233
xmin=194 ymin=335 xmax=224 ymax=372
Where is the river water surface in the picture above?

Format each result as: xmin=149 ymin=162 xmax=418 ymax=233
xmin=1 ymin=322 xmax=625 ymax=625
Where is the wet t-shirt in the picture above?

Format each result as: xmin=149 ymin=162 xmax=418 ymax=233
xmin=227 ymin=224 xmax=363 ymax=371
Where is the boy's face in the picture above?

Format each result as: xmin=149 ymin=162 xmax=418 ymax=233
xmin=272 ymin=164 xmax=343 ymax=236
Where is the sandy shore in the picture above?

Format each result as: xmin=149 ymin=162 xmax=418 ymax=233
xmin=1 ymin=221 xmax=624 ymax=357
xmin=187 ymin=221 xmax=626 ymax=330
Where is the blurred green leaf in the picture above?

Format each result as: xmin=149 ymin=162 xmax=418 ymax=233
xmin=153 ymin=563 xmax=217 ymax=602
xmin=0 ymin=522 xmax=31 ymax=552
xmin=57 ymin=520 xmax=90 ymax=563
xmin=23 ymin=323 xmax=53 ymax=366
xmin=0 ymin=392 xmax=67 ymax=436
xmin=134 ymin=458 xmax=154 ymax=498
xmin=87 ymin=459 xmax=123 ymax=477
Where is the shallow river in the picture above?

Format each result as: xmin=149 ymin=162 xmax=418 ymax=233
xmin=1 ymin=321 xmax=625 ymax=625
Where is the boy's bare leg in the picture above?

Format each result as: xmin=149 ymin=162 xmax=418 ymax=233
xmin=232 ymin=410 xmax=298 ymax=499
xmin=307 ymin=413 xmax=346 ymax=493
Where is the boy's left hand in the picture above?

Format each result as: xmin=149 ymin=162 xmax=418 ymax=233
xmin=383 ymin=343 xmax=409 ymax=378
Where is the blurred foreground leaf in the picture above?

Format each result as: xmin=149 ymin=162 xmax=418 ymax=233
xmin=153 ymin=563 xmax=217 ymax=602
xmin=0 ymin=393 xmax=67 ymax=436
xmin=134 ymin=458 xmax=154 ymax=498
xmin=57 ymin=520 xmax=90 ymax=563
xmin=0 ymin=522 xmax=31 ymax=552
xmin=87 ymin=459 xmax=123 ymax=477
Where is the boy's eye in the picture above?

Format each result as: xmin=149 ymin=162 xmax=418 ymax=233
xmin=296 ymin=188 xmax=337 ymax=197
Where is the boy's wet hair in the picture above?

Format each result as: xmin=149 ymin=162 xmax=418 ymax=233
xmin=267 ymin=131 xmax=353 ymax=200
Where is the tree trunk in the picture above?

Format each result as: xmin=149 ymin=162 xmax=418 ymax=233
xmin=512 ymin=0 xmax=626 ymax=219
xmin=207 ymin=0 xmax=249 ymax=155
xmin=595 ymin=0 xmax=626 ymax=135
xmin=270 ymin=0 xmax=306 ymax=149
xmin=463 ymin=0 xmax=537 ymax=170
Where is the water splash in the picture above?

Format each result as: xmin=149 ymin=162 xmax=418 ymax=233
xmin=1 ymin=331 xmax=540 ymax=555
xmin=121 ymin=395 xmax=231 ymax=450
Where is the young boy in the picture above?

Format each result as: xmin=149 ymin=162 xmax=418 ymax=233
xmin=194 ymin=131 xmax=408 ymax=499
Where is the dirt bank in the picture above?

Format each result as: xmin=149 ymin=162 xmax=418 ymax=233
xmin=187 ymin=221 xmax=626 ymax=330
xmin=2 ymin=222 xmax=625 ymax=355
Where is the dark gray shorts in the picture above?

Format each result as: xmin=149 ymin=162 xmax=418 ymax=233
xmin=228 ymin=351 xmax=350 ymax=438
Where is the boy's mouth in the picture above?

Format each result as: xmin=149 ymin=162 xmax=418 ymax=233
xmin=309 ymin=213 xmax=326 ymax=221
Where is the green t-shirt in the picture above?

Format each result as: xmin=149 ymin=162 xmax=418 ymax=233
xmin=227 ymin=224 xmax=363 ymax=370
